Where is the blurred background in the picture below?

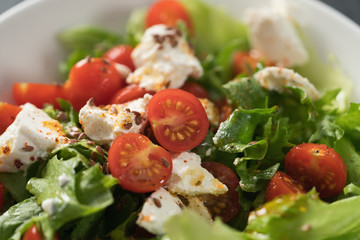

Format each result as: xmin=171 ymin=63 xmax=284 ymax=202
xmin=0 ymin=0 xmax=360 ymax=25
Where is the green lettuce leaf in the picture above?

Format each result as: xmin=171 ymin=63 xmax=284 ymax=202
xmin=246 ymin=191 xmax=360 ymax=240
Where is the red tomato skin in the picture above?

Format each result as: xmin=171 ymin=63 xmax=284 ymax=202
xmin=110 ymin=85 xmax=155 ymax=104
xmin=0 ymin=102 xmax=21 ymax=134
xmin=108 ymin=133 xmax=172 ymax=193
xmin=147 ymin=89 xmax=209 ymax=152
xmin=201 ymin=162 xmax=241 ymax=222
xmin=0 ymin=183 xmax=5 ymax=210
xmin=266 ymin=171 xmax=306 ymax=202
xmin=13 ymin=83 xmax=64 ymax=109
xmin=64 ymin=57 xmax=125 ymax=110
xmin=23 ymin=225 xmax=43 ymax=240
xmin=232 ymin=51 xmax=261 ymax=76
xmin=180 ymin=82 xmax=210 ymax=99
xmin=104 ymin=45 xmax=135 ymax=72
xmin=285 ymin=143 xmax=347 ymax=198
xmin=146 ymin=0 xmax=193 ymax=34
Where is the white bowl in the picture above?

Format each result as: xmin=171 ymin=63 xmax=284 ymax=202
xmin=0 ymin=0 xmax=359 ymax=102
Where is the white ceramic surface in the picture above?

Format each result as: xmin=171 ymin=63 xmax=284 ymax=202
xmin=0 ymin=0 xmax=359 ymax=102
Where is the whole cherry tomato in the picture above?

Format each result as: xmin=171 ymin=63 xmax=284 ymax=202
xmin=104 ymin=45 xmax=135 ymax=72
xmin=146 ymin=0 xmax=193 ymax=34
xmin=285 ymin=143 xmax=347 ymax=198
xmin=64 ymin=57 xmax=125 ymax=110
xmin=110 ymin=84 xmax=155 ymax=104
xmin=266 ymin=171 xmax=305 ymax=202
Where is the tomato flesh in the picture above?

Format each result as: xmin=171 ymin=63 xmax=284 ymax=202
xmin=110 ymin=84 xmax=155 ymax=104
xmin=201 ymin=161 xmax=240 ymax=222
xmin=285 ymin=143 xmax=347 ymax=198
xmin=0 ymin=102 xmax=21 ymax=134
xmin=108 ymin=133 xmax=172 ymax=193
xmin=64 ymin=57 xmax=125 ymax=110
xmin=146 ymin=0 xmax=193 ymax=34
xmin=147 ymin=89 xmax=209 ymax=152
xmin=13 ymin=83 xmax=63 ymax=109
xmin=266 ymin=171 xmax=305 ymax=202
xmin=104 ymin=45 xmax=135 ymax=72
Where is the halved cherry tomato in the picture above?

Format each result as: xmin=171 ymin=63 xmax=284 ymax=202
xmin=285 ymin=143 xmax=347 ymax=198
xmin=23 ymin=224 xmax=43 ymax=240
xmin=147 ymin=89 xmax=209 ymax=152
xmin=0 ymin=183 xmax=5 ymax=210
xmin=108 ymin=133 xmax=172 ymax=193
xmin=64 ymin=57 xmax=125 ymax=110
xmin=266 ymin=171 xmax=305 ymax=202
xmin=104 ymin=45 xmax=135 ymax=72
xmin=0 ymin=102 xmax=21 ymax=134
xmin=110 ymin=84 xmax=155 ymax=104
xmin=201 ymin=162 xmax=240 ymax=222
xmin=180 ymin=82 xmax=210 ymax=99
xmin=13 ymin=83 xmax=63 ymax=109
xmin=146 ymin=0 xmax=193 ymax=34
xmin=232 ymin=51 xmax=262 ymax=76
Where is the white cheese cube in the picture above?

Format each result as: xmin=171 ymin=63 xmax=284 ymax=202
xmin=136 ymin=187 xmax=184 ymax=235
xmin=165 ymin=152 xmax=228 ymax=196
xmin=253 ymin=66 xmax=320 ymax=100
xmin=127 ymin=24 xmax=203 ymax=92
xmin=79 ymin=94 xmax=151 ymax=144
xmin=0 ymin=103 xmax=68 ymax=173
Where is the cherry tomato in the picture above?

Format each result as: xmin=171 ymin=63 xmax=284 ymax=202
xmin=104 ymin=45 xmax=135 ymax=72
xmin=0 ymin=102 xmax=21 ymax=134
xmin=64 ymin=57 xmax=125 ymax=110
xmin=232 ymin=51 xmax=262 ymax=76
xmin=108 ymin=133 xmax=172 ymax=193
xmin=266 ymin=171 xmax=305 ymax=202
xmin=201 ymin=162 xmax=241 ymax=222
xmin=13 ymin=83 xmax=64 ymax=109
xmin=147 ymin=89 xmax=209 ymax=152
xmin=146 ymin=0 xmax=193 ymax=34
xmin=0 ymin=183 xmax=5 ymax=210
xmin=110 ymin=84 xmax=155 ymax=104
xmin=285 ymin=143 xmax=347 ymax=198
xmin=180 ymin=82 xmax=210 ymax=99
xmin=23 ymin=225 xmax=43 ymax=240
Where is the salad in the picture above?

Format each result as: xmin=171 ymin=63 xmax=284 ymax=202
xmin=1 ymin=0 xmax=360 ymax=239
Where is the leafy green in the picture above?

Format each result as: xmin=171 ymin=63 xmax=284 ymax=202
xmin=223 ymin=78 xmax=268 ymax=109
xmin=214 ymin=107 xmax=277 ymax=153
xmin=336 ymin=103 xmax=360 ymax=149
xmin=0 ymin=197 xmax=42 ymax=240
xmin=25 ymin=154 xmax=117 ymax=237
xmin=245 ymin=192 xmax=360 ymax=240
xmin=181 ymin=0 xmax=249 ymax=57
xmin=125 ymin=8 xmax=146 ymax=46
xmin=163 ymin=210 xmax=253 ymax=240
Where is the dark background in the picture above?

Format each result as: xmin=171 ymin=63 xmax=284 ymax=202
xmin=0 ymin=0 xmax=360 ymax=25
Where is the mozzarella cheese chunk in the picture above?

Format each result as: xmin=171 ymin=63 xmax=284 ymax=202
xmin=79 ymin=94 xmax=151 ymax=144
xmin=137 ymin=187 xmax=184 ymax=235
xmin=244 ymin=7 xmax=308 ymax=67
xmin=127 ymin=24 xmax=203 ymax=92
xmin=186 ymin=196 xmax=212 ymax=222
xmin=199 ymin=98 xmax=220 ymax=126
xmin=0 ymin=103 xmax=68 ymax=173
xmin=253 ymin=66 xmax=320 ymax=100
xmin=165 ymin=152 xmax=228 ymax=196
